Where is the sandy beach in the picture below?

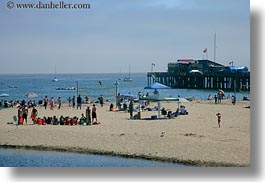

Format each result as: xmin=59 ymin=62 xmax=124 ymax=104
xmin=0 ymin=99 xmax=250 ymax=166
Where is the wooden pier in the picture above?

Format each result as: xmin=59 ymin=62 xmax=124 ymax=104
xmin=147 ymin=69 xmax=250 ymax=92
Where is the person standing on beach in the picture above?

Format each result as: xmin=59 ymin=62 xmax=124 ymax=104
xmin=72 ymin=96 xmax=75 ymax=108
xmin=98 ymin=95 xmax=104 ymax=107
xmin=214 ymin=95 xmax=217 ymax=104
xmin=77 ymin=95 xmax=82 ymax=110
xmin=57 ymin=97 xmax=62 ymax=110
xmin=232 ymin=95 xmax=236 ymax=105
xmin=31 ymin=107 xmax=38 ymax=124
xmin=22 ymin=105 xmax=28 ymax=124
xmin=129 ymin=100 xmax=134 ymax=119
xmin=92 ymin=104 xmax=97 ymax=123
xmin=216 ymin=113 xmax=221 ymax=128
xmin=49 ymin=97 xmax=54 ymax=110
xmin=86 ymin=106 xmax=91 ymax=125
xmin=18 ymin=107 xmax=23 ymax=125
xmin=44 ymin=96 xmax=48 ymax=109
xmin=67 ymin=97 xmax=71 ymax=107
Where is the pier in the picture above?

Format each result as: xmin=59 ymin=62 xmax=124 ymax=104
xmin=147 ymin=59 xmax=250 ymax=92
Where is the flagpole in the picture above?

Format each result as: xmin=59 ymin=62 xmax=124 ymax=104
xmin=213 ymin=32 xmax=216 ymax=62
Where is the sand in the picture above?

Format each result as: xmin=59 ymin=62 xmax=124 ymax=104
xmin=0 ymin=99 xmax=250 ymax=166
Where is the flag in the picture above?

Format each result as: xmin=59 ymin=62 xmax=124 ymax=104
xmin=203 ymin=48 xmax=207 ymax=53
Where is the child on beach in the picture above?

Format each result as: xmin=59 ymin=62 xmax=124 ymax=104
xmin=216 ymin=113 xmax=221 ymax=128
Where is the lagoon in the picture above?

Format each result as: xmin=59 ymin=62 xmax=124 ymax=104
xmin=0 ymin=148 xmax=184 ymax=167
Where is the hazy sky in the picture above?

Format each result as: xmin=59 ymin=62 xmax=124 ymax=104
xmin=0 ymin=0 xmax=250 ymax=74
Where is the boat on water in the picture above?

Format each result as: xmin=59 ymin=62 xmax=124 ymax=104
xmin=0 ymin=93 xmax=9 ymax=97
xmin=124 ymin=64 xmax=133 ymax=82
xmin=52 ymin=77 xmax=58 ymax=82
xmin=56 ymin=87 xmax=76 ymax=90
xmin=52 ymin=65 xmax=59 ymax=82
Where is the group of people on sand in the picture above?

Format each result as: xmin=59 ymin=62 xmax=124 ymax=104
xmin=32 ymin=113 xmax=100 ymax=126
xmin=161 ymin=105 xmax=189 ymax=119
xmin=17 ymin=96 xmax=101 ymax=125
xmin=19 ymin=106 xmax=100 ymax=126
xmin=17 ymin=105 xmax=29 ymax=125
xmin=43 ymin=96 xmax=59 ymax=110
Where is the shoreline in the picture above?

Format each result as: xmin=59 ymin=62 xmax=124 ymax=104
xmin=0 ymin=145 xmax=248 ymax=167
xmin=0 ymin=99 xmax=250 ymax=167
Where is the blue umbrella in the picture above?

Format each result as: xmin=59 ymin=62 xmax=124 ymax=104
xmin=144 ymin=82 xmax=170 ymax=89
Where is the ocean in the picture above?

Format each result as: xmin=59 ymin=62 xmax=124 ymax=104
xmin=0 ymin=73 xmax=250 ymax=104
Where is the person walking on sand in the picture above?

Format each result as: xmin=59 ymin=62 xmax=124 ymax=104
xmin=216 ymin=113 xmax=221 ymax=128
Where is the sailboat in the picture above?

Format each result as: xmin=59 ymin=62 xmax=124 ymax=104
xmin=124 ymin=64 xmax=133 ymax=82
xmin=52 ymin=65 xmax=58 ymax=82
xmin=52 ymin=77 xmax=58 ymax=82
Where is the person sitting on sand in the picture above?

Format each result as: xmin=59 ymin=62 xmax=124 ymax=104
xmin=180 ymin=105 xmax=188 ymax=115
xmin=161 ymin=107 xmax=167 ymax=116
xmin=109 ymin=103 xmax=114 ymax=111
xmin=174 ymin=108 xmax=179 ymax=117
xmin=52 ymin=116 xmax=59 ymax=125
xmin=59 ymin=115 xmax=65 ymax=125
xmin=79 ymin=114 xmax=86 ymax=125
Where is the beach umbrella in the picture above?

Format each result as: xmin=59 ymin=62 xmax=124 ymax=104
xmin=25 ymin=92 xmax=38 ymax=98
xmin=144 ymin=82 xmax=170 ymax=89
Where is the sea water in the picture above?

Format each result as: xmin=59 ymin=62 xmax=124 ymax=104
xmin=0 ymin=73 xmax=249 ymax=103
xmin=0 ymin=148 xmax=184 ymax=167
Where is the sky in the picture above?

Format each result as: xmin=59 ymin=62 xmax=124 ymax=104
xmin=0 ymin=0 xmax=250 ymax=74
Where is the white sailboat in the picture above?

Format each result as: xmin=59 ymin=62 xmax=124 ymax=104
xmin=52 ymin=65 xmax=58 ymax=82
xmin=124 ymin=64 xmax=133 ymax=82
xmin=52 ymin=77 xmax=58 ymax=82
